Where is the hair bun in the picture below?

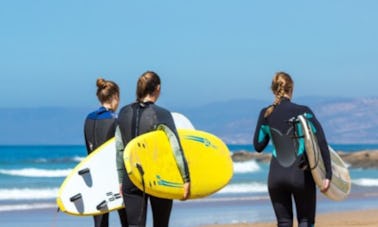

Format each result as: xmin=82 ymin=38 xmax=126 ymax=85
xmin=96 ymin=78 xmax=106 ymax=89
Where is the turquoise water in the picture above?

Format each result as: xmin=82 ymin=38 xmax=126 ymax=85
xmin=228 ymin=143 xmax=378 ymax=153
xmin=0 ymin=144 xmax=378 ymax=225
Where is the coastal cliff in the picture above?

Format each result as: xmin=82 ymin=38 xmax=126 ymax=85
xmin=232 ymin=150 xmax=378 ymax=169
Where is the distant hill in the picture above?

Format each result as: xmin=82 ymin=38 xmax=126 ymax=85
xmin=182 ymin=96 xmax=378 ymax=144
xmin=1 ymin=97 xmax=378 ymax=145
xmin=0 ymin=107 xmax=89 ymax=145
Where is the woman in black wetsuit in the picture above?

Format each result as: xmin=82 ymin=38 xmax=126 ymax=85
xmin=115 ymin=71 xmax=191 ymax=227
xmin=253 ymin=72 xmax=332 ymax=227
xmin=84 ymin=78 xmax=128 ymax=227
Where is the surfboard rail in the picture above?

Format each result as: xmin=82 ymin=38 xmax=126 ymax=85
xmin=56 ymin=112 xmax=197 ymax=216
xmin=297 ymin=114 xmax=351 ymax=201
xmin=124 ymin=127 xmax=233 ymax=200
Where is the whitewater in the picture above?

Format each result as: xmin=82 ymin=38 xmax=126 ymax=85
xmin=0 ymin=144 xmax=378 ymax=212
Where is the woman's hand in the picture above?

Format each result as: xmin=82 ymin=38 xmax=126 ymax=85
xmin=181 ymin=182 xmax=191 ymax=200
xmin=119 ymin=183 xmax=123 ymax=197
xmin=321 ymin=179 xmax=331 ymax=193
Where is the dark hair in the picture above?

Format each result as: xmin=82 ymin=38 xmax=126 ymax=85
xmin=264 ymin=72 xmax=294 ymax=118
xmin=96 ymin=78 xmax=119 ymax=104
xmin=136 ymin=71 xmax=161 ymax=102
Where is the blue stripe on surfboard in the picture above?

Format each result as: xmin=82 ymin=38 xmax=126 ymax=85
xmin=156 ymin=175 xmax=183 ymax=188
xmin=183 ymin=135 xmax=217 ymax=149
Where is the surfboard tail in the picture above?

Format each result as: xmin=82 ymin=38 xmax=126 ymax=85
xmin=297 ymin=114 xmax=351 ymax=201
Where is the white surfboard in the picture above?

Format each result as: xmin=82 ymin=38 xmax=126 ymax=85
xmin=57 ymin=138 xmax=122 ymax=216
xmin=56 ymin=112 xmax=195 ymax=216
xmin=172 ymin=112 xmax=195 ymax=130
xmin=297 ymin=114 xmax=351 ymax=201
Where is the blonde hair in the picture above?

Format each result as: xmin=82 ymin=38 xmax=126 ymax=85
xmin=96 ymin=78 xmax=119 ymax=104
xmin=264 ymin=72 xmax=294 ymax=118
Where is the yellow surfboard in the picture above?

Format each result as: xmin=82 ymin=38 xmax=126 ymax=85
xmin=124 ymin=127 xmax=233 ymax=200
xmin=56 ymin=112 xmax=195 ymax=216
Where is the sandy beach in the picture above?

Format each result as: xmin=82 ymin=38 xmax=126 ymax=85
xmin=0 ymin=206 xmax=377 ymax=227
xmin=1 ymin=180 xmax=378 ymax=227
xmin=201 ymin=209 xmax=378 ymax=227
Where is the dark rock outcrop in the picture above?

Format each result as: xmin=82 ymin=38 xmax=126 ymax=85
xmin=338 ymin=150 xmax=378 ymax=169
xmin=232 ymin=150 xmax=378 ymax=169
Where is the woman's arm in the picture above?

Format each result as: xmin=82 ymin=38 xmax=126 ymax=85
xmin=253 ymin=108 xmax=270 ymax=152
xmin=115 ymin=126 xmax=126 ymax=185
xmin=160 ymin=113 xmax=191 ymax=200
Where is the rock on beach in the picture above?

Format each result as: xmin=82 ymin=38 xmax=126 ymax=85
xmin=232 ymin=150 xmax=378 ymax=169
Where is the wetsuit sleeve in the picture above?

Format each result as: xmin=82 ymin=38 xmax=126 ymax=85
xmin=306 ymin=108 xmax=332 ymax=180
xmin=115 ymin=126 xmax=126 ymax=184
xmin=84 ymin=121 xmax=90 ymax=153
xmin=162 ymin=113 xmax=190 ymax=183
xmin=175 ymin=138 xmax=190 ymax=183
xmin=253 ymin=108 xmax=270 ymax=152
xmin=171 ymin=130 xmax=190 ymax=183
xmin=84 ymin=117 xmax=94 ymax=154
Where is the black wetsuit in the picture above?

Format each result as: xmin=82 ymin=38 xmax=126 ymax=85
xmin=84 ymin=106 xmax=128 ymax=227
xmin=253 ymin=98 xmax=332 ymax=227
xmin=116 ymin=102 xmax=190 ymax=227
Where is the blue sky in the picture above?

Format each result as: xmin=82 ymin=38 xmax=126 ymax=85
xmin=1 ymin=0 xmax=377 ymax=109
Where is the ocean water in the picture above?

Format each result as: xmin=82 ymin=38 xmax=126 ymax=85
xmin=1 ymin=144 xmax=378 ymax=225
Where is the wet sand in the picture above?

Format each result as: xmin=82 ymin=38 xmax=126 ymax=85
xmin=1 ymin=205 xmax=377 ymax=227
xmin=201 ymin=209 xmax=378 ymax=227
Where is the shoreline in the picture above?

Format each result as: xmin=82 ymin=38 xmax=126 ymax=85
xmin=1 ymin=189 xmax=378 ymax=227
xmin=200 ymin=209 xmax=378 ymax=227
xmin=1 ymin=206 xmax=377 ymax=227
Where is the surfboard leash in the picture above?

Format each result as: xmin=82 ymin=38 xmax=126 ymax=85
xmin=288 ymin=117 xmax=308 ymax=170
xmin=299 ymin=115 xmax=321 ymax=170
xmin=136 ymin=163 xmax=147 ymax=224
xmin=291 ymin=115 xmax=321 ymax=171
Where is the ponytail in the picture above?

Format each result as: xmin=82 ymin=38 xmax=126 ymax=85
xmin=136 ymin=71 xmax=161 ymax=102
xmin=264 ymin=72 xmax=293 ymax=118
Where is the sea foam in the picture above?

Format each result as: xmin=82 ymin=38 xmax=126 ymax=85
xmin=218 ymin=182 xmax=268 ymax=194
xmin=352 ymin=178 xmax=378 ymax=187
xmin=233 ymin=160 xmax=261 ymax=174
xmin=0 ymin=188 xmax=58 ymax=200
xmin=0 ymin=203 xmax=56 ymax=212
xmin=0 ymin=168 xmax=71 ymax=177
